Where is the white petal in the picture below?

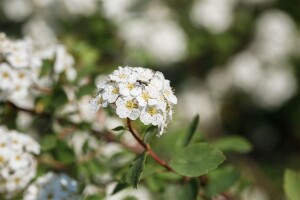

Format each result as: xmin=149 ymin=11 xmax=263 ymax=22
xmin=129 ymin=109 xmax=141 ymax=120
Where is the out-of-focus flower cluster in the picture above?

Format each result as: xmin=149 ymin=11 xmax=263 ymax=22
xmin=0 ymin=33 xmax=76 ymax=107
xmin=90 ymin=66 xmax=177 ymax=135
xmin=101 ymin=0 xmax=187 ymax=65
xmin=0 ymin=126 xmax=40 ymax=199
xmin=2 ymin=0 xmax=98 ymax=22
xmin=24 ymin=172 xmax=80 ymax=200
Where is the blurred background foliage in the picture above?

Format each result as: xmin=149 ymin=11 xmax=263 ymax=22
xmin=1 ymin=0 xmax=300 ymax=199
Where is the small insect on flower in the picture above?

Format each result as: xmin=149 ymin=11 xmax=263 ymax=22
xmin=89 ymin=66 xmax=177 ymax=136
xmin=137 ymin=79 xmax=150 ymax=86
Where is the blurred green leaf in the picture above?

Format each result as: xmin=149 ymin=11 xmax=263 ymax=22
xmin=178 ymin=178 xmax=199 ymax=200
xmin=143 ymin=125 xmax=157 ymax=143
xmin=41 ymin=135 xmax=57 ymax=151
xmin=111 ymin=182 xmax=129 ymax=195
xmin=284 ymin=169 xmax=300 ymax=200
xmin=39 ymin=59 xmax=54 ymax=78
xmin=206 ymin=166 xmax=240 ymax=196
xmin=77 ymin=84 xmax=95 ymax=98
xmin=212 ymin=136 xmax=253 ymax=153
xmin=55 ymin=140 xmax=75 ymax=164
xmin=184 ymin=114 xmax=199 ymax=146
xmin=86 ymin=194 xmax=105 ymax=200
xmin=126 ymin=151 xmax=147 ymax=189
xmin=170 ymin=143 xmax=225 ymax=177
xmin=112 ymin=126 xmax=126 ymax=131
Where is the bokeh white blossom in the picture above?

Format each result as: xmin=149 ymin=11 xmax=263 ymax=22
xmin=0 ymin=33 xmax=76 ymax=108
xmin=0 ymin=126 xmax=40 ymax=199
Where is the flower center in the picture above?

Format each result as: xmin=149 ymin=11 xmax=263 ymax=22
xmin=126 ymin=100 xmax=138 ymax=109
xmin=120 ymin=74 xmax=127 ymax=79
xmin=148 ymin=107 xmax=158 ymax=115
xmin=14 ymin=178 xmax=20 ymax=184
xmin=112 ymin=87 xmax=119 ymax=94
xmin=18 ymin=72 xmax=25 ymax=79
xmin=142 ymin=92 xmax=150 ymax=101
xmin=2 ymin=72 xmax=9 ymax=78
xmin=15 ymin=155 xmax=21 ymax=161
xmin=0 ymin=156 xmax=4 ymax=163
xmin=127 ymin=83 xmax=135 ymax=90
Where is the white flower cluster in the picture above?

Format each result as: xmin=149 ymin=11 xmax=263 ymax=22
xmin=0 ymin=33 xmax=76 ymax=104
xmin=24 ymin=172 xmax=80 ymax=200
xmin=0 ymin=126 xmax=40 ymax=199
xmin=2 ymin=0 xmax=98 ymax=22
xmin=90 ymin=66 xmax=177 ymax=135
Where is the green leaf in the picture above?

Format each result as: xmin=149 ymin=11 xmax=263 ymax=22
xmin=41 ymin=135 xmax=57 ymax=151
xmin=206 ymin=166 xmax=240 ymax=196
xmin=112 ymin=126 xmax=126 ymax=131
xmin=126 ymin=151 xmax=147 ymax=189
xmin=111 ymin=182 xmax=129 ymax=195
xmin=54 ymin=140 xmax=75 ymax=164
xmin=169 ymin=143 xmax=225 ymax=177
xmin=143 ymin=126 xmax=157 ymax=143
xmin=212 ymin=136 xmax=253 ymax=153
xmin=86 ymin=194 xmax=105 ymax=200
xmin=39 ymin=59 xmax=54 ymax=78
xmin=178 ymin=178 xmax=199 ymax=200
xmin=184 ymin=114 xmax=200 ymax=146
xmin=284 ymin=169 xmax=300 ymax=200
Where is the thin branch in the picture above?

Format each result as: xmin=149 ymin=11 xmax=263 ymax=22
xmin=7 ymin=101 xmax=142 ymax=154
xmin=126 ymin=118 xmax=175 ymax=172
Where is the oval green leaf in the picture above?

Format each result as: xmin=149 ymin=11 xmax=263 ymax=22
xmin=169 ymin=143 xmax=225 ymax=177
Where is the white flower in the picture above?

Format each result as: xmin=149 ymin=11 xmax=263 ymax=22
xmin=116 ymin=97 xmax=141 ymax=120
xmin=140 ymin=104 xmax=164 ymax=126
xmin=119 ymin=82 xmax=142 ymax=97
xmin=54 ymin=45 xmax=76 ymax=81
xmin=0 ymin=33 xmax=77 ymax=105
xmin=24 ymin=172 xmax=80 ymax=200
xmin=162 ymin=80 xmax=177 ymax=105
xmin=90 ymin=66 xmax=177 ymax=135
xmin=0 ymin=63 xmax=14 ymax=90
xmin=7 ymin=51 xmax=30 ymax=68
xmin=0 ymin=126 xmax=40 ymax=199
xmin=102 ymin=84 xmax=120 ymax=103
xmin=109 ymin=66 xmax=136 ymax=83
xmin=89 ymin=94 xmax=109 ymax=112
xmin=136 ymin=86 xmax=159 ymax=107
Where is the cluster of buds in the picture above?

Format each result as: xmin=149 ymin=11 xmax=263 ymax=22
xmin=90 ymin=66 xmax=177 ymax=135
xmin=0 ymin=126 xmax=40 ymax=199
xmin=24 ymin=172 xmax=80 ymax=200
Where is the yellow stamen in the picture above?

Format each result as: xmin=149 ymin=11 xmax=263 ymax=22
xmin=126 ymin=100 xmax=138 ymax=109
xmin=2 ymin=72 xmax=9 ymax=78
xmin=14 ymin=178 xmax=20 ymax=184
xmin=0 ymin=155 xmax=4 ymax=163
xmin=127 ymin=83 xmax=135 ymax=90
xmin=120 ymin=74 xmax=126 ymax=79
xmin=148 ymin=107 xmax=158 ymax=115
xmin=15 ymin=155 xmax=21 ymax=161
xmin=112 ymin=88 xmax=119 ymax=94
xmin=18 ymin=72 xmax=25 ymax=79
xmin=142 ymin=92 xmax=150 ymax=101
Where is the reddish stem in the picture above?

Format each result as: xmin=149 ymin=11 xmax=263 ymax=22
xmin=126 ymin=118 xmax=175 ymax=172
